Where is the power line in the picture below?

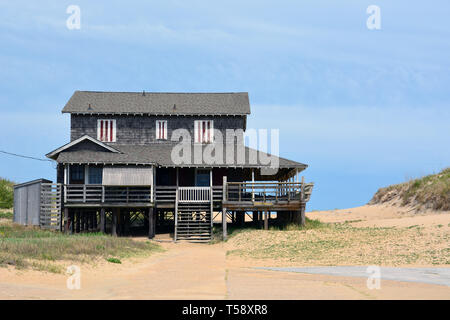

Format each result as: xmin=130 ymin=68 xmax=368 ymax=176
xmin=0 ymin=150 xmax=53 ymax=162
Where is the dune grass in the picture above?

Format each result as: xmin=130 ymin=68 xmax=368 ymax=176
xmin=225 ymin=220 xmax=449 ymax=266
xmin=370 ymin=167 xmax=450 ymax=211
xmin=0 ymin=221 xmax=162 ymax=273
xmin=211 ymin=217 xmax=327 ymax=243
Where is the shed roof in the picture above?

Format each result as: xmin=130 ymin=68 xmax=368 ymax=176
xmin=14 ymin=178 xmax=52 ymax=189
xmin=62 ymin=91 xmax=251 ymax=116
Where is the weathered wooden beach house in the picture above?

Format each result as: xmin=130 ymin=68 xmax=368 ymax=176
xmin=43 ymin=91 xmax=313 ymax=241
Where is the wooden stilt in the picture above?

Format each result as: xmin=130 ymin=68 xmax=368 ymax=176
xmin=252 ymin=211 xmax=258 ymax=226
xmin=300 ymin=203 xmax=306 ymax=227
xmin=222 ymin=207 xmax=227 ymax=240
xmin=100 ymin=208 xmax=105 ymax=233
xmin=64 ymin=208 xmax=69 ymax=233
xmin=76 ymin=212 xmax=80 ymax=233
xmin=83 ymin=212 xmax=88 ymax=231
xmin=237 ymin=211 xmax=245 ymax=226
xmin=222 ymin=176 xmax=227 ymax=240
xmin=112 ymin=209 xmax=117 ymax=237
xmin=88 ymin=212 xmax=93 ymax=231
xmin=258 ymin=211 xmax=263 ymax=229
xmin=264 ymin=210 xmax=269 ymax=230
xmin=124 ymin=210 xmax=130 ymax=235
xmin=93 ymin=211 xmax=98 ymax=230
xmin=148 ymin=207 xmax=155 ymax=239
xmin=70 ymin=211 xmax=74 ymax=234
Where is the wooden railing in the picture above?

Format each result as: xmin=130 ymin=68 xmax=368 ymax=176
xmin=178 ymin=187 xmax=211 ymax=203
xmin=155 ymin=186 xmax=177 ymax=202
xmin=64 ymin=185 xmax=153 ymax=203
xmin=212 ymin=186 xmax=223 ymax=202
xmin=225 ymin=182 xmax=314 ymax=203
xmin=64 ymin=181 xmax=313 ymax=205
xmin=40 ymin=183 xmax=62 ymax=229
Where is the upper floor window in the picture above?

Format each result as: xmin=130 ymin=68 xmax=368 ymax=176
xmin=194 ymin=120 xmax=214 ymax=143
xmin=69 ymin=164 xmax=84 ymax=184
xmin=88 ymin=166 xmax=103 ymax=184
xmin=156 ymin=120 xmax=167 ymax=140
xmin=97 ymin=119 xmax=116 ymax=142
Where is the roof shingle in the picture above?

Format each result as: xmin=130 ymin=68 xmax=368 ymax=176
xmin=62 ymin=91 xmax=250 ymax=115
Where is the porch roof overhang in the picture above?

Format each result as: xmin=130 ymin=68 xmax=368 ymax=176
xmin=46 ymin=135 xmax=121 ymax=160
xmin=52 ymin=142 xmax=307 ymax=180
xmin=52 ymin=143 xmax=307 ymax=169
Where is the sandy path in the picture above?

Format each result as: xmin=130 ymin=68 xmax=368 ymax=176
xmin=1 ymin=204 xmax=449 ymax=299
xmin=1 ymin=240 xmax=449 ymax=299
xmin=0 ymin=242 xmax=227 ymax=300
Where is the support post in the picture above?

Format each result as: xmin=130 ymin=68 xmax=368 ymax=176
xmin=300 ymin=204 xmax=306 ymax=227
xmin=93 ymin=211 xmax=98 ymax=230
xmin=148 ymin=207 xmax=155 ymax=239
xmin=75 ymin=211 xmax=80 ymax=233
xmin=174 ymin=189 xmax=178 ymax=242
xmin=100 ymin=208 xmax=105 ymax=233
xmin=237 ymin=211 xmax=245 ymax=227
xmin=64 ymin=208 xmax=69 ymax=233
xmin=112 ymin=208 xmax=117 ymax=237
xmin=222 ymin=176 xmax=227 ymax=241
xmin=251 ymin=169 xmax=255 ymax=202
xmin=222 ymin=207 xmax=227 ymax=240
xmin=264 ymin=210 xmax=269 ymax=230
xmin=70 ymin=211 xmax=74 ymax=234
xmin=252 ymin=211 xmax=258 ymax=226
xmin=124 ymin=210 xmax=130 ymax=235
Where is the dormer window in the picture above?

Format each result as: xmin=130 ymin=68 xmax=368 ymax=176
xmin=97 ymin=119 xmax=116 ymax=142
xmin=194 ymin=120 xmax=214 ymax=143
xmin=156 ymin=120 xmax=168 ymax=140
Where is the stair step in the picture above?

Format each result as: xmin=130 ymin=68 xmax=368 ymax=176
xmin=175 ymin=199 xmax=213 ymax=242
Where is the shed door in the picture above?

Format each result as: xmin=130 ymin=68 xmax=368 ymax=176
xmin=103 ymin=166 xmax=153 ymax=186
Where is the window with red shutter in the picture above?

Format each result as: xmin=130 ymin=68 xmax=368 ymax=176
xmin=194 ymin=120 xmax=213 ymax=143
xmin=97 ymin=119 xmax=116 ymax=142
xmin=156 ymin=120 xmax=168 ymax=140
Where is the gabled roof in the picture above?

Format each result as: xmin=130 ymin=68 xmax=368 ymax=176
xmin=46 ymin=135 xmax=121 ymax=160
xmin=62 ymin=91 xmax=251 ymax=116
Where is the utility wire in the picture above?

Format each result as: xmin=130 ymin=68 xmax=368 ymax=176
xmin=0 ymin=150 xmax=53 ymax=162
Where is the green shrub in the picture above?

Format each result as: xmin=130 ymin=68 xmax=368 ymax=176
xmin=0 ymin=178 xmax=14 ymax=209
xmin=106 ymin=257 xmax=122 ymax=264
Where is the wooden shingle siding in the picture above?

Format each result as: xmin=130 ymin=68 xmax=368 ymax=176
xmin=71 ymin=114 xmax=245 ymax=144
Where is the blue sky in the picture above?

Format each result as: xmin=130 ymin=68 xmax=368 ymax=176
xmin=0 ymin=1 xmax=449 ymax=210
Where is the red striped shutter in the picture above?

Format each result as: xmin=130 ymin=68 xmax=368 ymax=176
xmin=158 ymin=121 xmax=161 ymax=139
xmin=110 ymin=120 xmax=113 ymax=142
xmin=100 ymin=120 xmax=104 ymax=141
xmin=202 ymin=121 xmax=206 ymax=143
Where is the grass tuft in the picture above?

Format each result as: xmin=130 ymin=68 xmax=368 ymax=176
xmin=106 ymin=257 xmax=122 ymax=264
xmin=0 ymin=221 xmax=162 ymax=273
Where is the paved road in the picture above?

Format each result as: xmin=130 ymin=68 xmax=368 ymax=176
xmin=258 ymin=266 xmax=450 ymax=287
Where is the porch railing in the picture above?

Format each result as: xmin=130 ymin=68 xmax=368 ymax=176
xmin=178 ymin=187 xmax=211 ymax=203
xmin=225 ymin=182 xmax=314 ymax=203
xmin=64 ymin=185 xmax=153 ymax=203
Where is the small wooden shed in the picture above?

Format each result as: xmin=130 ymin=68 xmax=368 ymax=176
xmin=13 ymin=179 xmax=52 ymax=226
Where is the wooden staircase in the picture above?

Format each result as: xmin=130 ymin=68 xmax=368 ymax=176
xmin=175 ymin=187 xmax=213 ymax=242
